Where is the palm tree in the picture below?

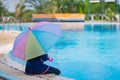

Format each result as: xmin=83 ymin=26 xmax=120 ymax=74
xmin=26 ymin=0 xmax=45 ymax=13
xmin=15 ymin=0 xmax=26 ymax=22
xmin=43 ymin=0 xmax=58 ymax=13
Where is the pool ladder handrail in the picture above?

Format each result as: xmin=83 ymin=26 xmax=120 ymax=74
xmin=2 ymin=16 xmax=20 ymax=33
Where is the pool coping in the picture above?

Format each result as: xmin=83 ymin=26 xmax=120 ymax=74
xmin=0 ymin=71 xmax=20 ymax=80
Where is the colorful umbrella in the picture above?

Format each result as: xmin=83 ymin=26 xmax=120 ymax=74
xmin=12 ymin=22 xmax=61 ymax=60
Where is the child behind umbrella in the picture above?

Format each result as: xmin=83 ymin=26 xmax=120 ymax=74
xmin=25 ymin=54 xmax=60 ymax=75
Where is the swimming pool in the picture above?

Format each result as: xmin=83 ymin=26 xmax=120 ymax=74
xmin=8 ymin=23 xmax=120 ymax=80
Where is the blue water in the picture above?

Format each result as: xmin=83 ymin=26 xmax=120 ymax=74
xmin=7 ymin=24 xmax=120 ymax=80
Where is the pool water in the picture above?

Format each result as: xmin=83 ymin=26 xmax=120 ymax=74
xmin=0 ymin=23 xmax=34 ymax=31
xmin=8 ymin=24 xmax=120 ymax=80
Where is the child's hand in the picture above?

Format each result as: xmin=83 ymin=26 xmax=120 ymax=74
xmin=48 ymin=57 xmax=53 ymax=62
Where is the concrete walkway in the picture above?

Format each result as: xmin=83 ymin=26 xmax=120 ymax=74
xmin=0 ymin=61 xmax=73 ymax=80
xmin=0 ymin=61 xmax=45 ymax=80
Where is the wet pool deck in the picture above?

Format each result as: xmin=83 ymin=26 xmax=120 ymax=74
xmin=0 ymin=31 xmax=74 ymax=80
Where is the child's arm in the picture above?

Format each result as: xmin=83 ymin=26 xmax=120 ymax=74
xmin=48 ymin=57 xmax=53 ymax=62
xmin=40 ymin=54 xmax=53 ymax=62
xmin=40 ymin=54 xmax=48 ymax=62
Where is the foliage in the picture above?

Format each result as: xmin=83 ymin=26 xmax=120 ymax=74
xmin=0 ymin=0 xmax=7 ymax=18
xmin=84 ymin=0 xmax=89 ymax=14
xmin=85 ymin=15 xmax=91 ymax=20
xmin=104 ymin=2 xmax=116 ymax=13
xmin=105 ymin=8 xmax=115 ymax=21
xmin=25 ymin=0 xmax=45 ymax=13
xmin=42 ymin=0 xmax=58 ymax=13
xmin=118 ymin=5 xmax=120 ymax=13
xmin=91 ymin=3 xmax=102 ymax=14
xmin=21 ymin=10 xmax=35 ymax=22
xmin=25 ymin=0 xmax=85 ymax=13
xmin=1 ymin=0 xmax=120 ymax=22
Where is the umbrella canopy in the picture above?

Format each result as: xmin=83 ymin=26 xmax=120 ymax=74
xmin=12 ymin=22 xmax=61 ymax=60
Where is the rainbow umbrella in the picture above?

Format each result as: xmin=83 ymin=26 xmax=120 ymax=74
xmin=12 ymin=22 xmax=61 ymax=60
